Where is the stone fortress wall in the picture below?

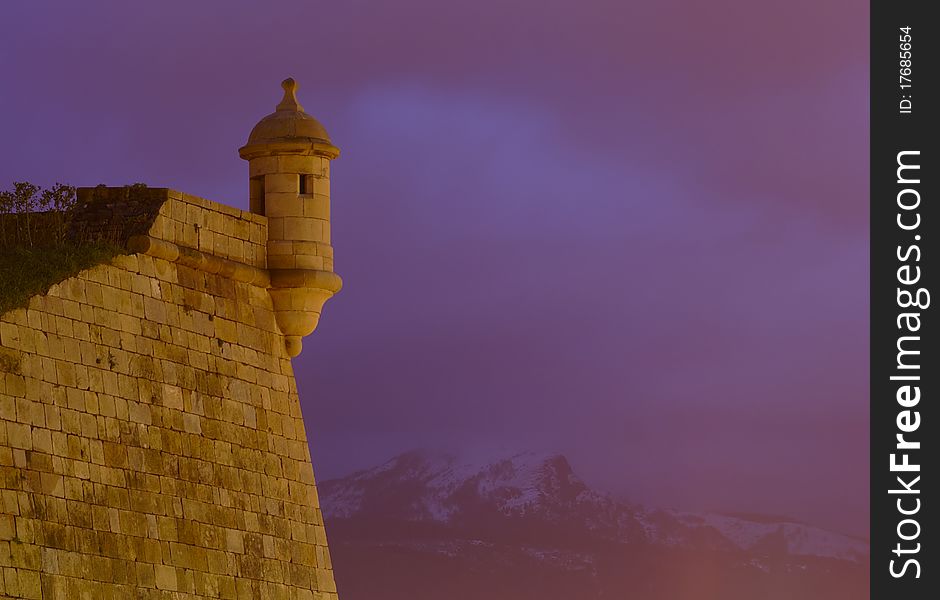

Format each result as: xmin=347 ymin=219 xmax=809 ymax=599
xmin=1 ymin=77 xmax=346 ymax=599
xmin=1 ymin=188 xmax=338 ymax=599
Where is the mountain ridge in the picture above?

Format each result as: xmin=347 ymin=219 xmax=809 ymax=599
xmin=320 ymin=449 xmax=869 ymax=600
xmin=320 ymin=449 xmax=868 ymax=562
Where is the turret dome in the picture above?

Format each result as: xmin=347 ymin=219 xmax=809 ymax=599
xmin=240 ymin=78 xmax=335 ymax=153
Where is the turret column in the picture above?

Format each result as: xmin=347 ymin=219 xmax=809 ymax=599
xmin=239 ymin=78 xmax=342 ymax=357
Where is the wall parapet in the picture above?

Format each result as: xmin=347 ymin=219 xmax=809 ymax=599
xmin=75 ymin=186 xmax=269 ymax=272
xmin=70 ymin=186 xmax=340 ymax=358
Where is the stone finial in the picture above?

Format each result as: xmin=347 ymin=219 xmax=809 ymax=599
xmin=276 ymin=77 xmax=304 ymax=113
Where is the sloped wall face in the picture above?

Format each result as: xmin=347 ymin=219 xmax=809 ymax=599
xmin=0 ymin=192 xmax=338 ymax=599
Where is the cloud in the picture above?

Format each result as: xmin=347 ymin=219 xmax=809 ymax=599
xmin=1 ymin=0 xmax=868 ymax=535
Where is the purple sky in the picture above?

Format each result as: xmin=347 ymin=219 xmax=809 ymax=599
xmin=1 ymin=1 xmax=869 ymax=535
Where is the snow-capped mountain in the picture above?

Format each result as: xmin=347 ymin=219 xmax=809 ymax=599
xmin=320 ymin=450 xmax=869 ymax=600
xmin=324 ymin=450 xmax=590 ymax=520
xmin=322 ymin=450 xmax=643 ymax=538
xmin=320 ymin=449 xmax=867 ymax=561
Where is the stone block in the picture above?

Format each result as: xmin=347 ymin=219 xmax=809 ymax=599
xmin=264 ymin=173 xmax=299 ymax=195
xmin=282 ymin=217 xmax=324 ymax=242
xmin=303 ymin=196 xmax=330 ymax=220
xmin=276 ymin=155 xmax=317 ymax=173
xmin=154 ymin=564 xmax=178 ymax=591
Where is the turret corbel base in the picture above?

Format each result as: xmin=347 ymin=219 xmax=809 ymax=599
xmin=268 ymin=269 xmax=343 ymax=357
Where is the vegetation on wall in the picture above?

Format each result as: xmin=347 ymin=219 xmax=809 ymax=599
xmin=0 ymin=182 xmax=122 ymax=314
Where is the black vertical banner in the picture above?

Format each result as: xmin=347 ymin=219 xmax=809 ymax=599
xmin=871 ymin=1 xmax=936 ymax=597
